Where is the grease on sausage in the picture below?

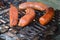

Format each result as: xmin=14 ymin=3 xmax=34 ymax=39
xmin=9 ymin=4 xmax=18 ymax=27
xmin=18 ymin=8 xmax=35 ymax=27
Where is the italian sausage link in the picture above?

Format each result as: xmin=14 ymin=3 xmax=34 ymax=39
xmin=9 ymin=4 xmax=18 ymax=27
xmin=18 ymin=8 xmax=35 ymax=27
xmin=39 ymin=7 xmax=54 ymax=25
xmin=19 ymin=2 xmax=48 ymax=11
xmin=19 ymin=2 xmax=54 ymax=25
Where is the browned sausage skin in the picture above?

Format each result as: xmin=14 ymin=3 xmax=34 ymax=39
xmin=9 ymin=4 xmax=18 ymax=27
xmin=19 ymin=2 xmax=54 ymax=25
xmin=18 ymin=8 xmax=35 ymax=27
xmin=19 ymin=2 xmax=48 ymax=11
xmin=39 ymin=7 xmax=54 ymax=25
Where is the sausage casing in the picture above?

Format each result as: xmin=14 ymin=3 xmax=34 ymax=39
xmin=39 ymin=7 xmax=54 ymax=25
xmin=9 ymin=4 xmax=18 ymax=27
xmin=18 ymin=8 xmax=35 ymax=27
xmin=19 ymin=2 xmax=48 ymax=11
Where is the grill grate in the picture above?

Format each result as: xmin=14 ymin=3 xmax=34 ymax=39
xmin=0 ymin=1 xmax=60 ymax=40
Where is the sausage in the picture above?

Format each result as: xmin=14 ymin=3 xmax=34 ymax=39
xmin=19 ymin=2 xmax=48 ymax=11
xmin=18 ymin=8 xmax=35 ymax=27
xmin=39 ymin=7 xmax=54 ymax=25
xmin=19 ymin=2 xmax=54 ymax=25
xmin=9 ymin=4 xmax=18 ymax=27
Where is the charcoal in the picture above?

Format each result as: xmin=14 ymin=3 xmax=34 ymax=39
xmin=0 ymin=25 xmax=9 ymax=33
xmin=0 ymin=32 xmax=19 ymax=40
xmin=9 ymin=28 xmax=18 ymax=34
xmin=0 ymin=1 xmax=4 ymax=6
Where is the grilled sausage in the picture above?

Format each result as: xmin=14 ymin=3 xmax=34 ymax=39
xmin=9 ymin=4 xmax=18 ymax=27
xmin=39 ymin=7 xmax=54 ymax=25
xmin=18 ymin=8 xmax=35 ymax=27
xmin=19 ymin=2 xmax=54 ymax=25
xmin=19 ymin=2 xmax=48 ymax=11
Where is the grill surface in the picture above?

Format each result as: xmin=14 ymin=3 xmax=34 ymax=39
xmin=0 ymin=1 xmax=60 ymax=40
